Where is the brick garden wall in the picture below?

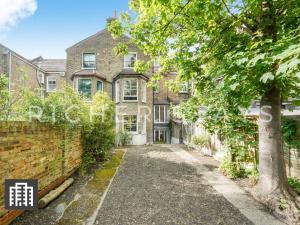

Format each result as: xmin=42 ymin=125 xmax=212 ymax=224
xmin=0 ymin=121 xmax=83 ymax=224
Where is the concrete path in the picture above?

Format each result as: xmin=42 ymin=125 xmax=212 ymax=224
xmin=94 ymin=145 xmax=284 ymax=225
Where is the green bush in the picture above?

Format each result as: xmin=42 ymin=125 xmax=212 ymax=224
xmin=288 ymin=177 xmax=300 ymax=195
xmin=117 ymin=131 xmax=131 ymax=146
xmin=191 ymin=135 xmax=210 ymax=148
xmin=220 ymin=158 xmax=246 ymax=179
xmin=81 ymin=92 xmax=116 ymax=164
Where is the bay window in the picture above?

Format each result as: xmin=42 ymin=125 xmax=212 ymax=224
xmin=123 ymin=115 xmax=137 ymax=133
xmin=78 ymin=78 xmax=92 ymax=98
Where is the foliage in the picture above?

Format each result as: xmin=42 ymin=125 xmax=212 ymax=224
xmin=220 ymin=157 xmax=246 ymax=179
xmin=0 ymin=74 xmax=28 ymax=120
xmin=117 ymin=130 xmax=132 ymax=146
xmin=288 ymin=178 xmax=300 ymax=195
xmin=191 ymin=135 xmax=210 ymax=148
xmin=22 ymin=85 xmax=89 ymax=127
xmin=109 ymin=1 xmax=300 ymax=192
xmin=282 ymin=118 xmax=300 ymax=150
xmin=81 ymin=92 xmax=116 ymax=164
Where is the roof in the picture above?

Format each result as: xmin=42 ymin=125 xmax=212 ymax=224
xmin=66 ymin=29 xmax=130 ymax=51
xmin=71 ymin=70 xmax=107 ymax=81
xmin=113 ymin=69 xmax=149 ymax=81
xmin=0 ymin=43 xmax=46 ymax=72
xmin=32 ymin=57 xmax=66 ymax=72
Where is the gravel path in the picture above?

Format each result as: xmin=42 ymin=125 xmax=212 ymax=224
xmin=94 ymin=145 xmax=254 ymax=225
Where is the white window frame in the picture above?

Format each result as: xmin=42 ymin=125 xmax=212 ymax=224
xmin=82 ymin=53 xmax=96 ymax=70
xmin=97 ymin=80 xmax=104 ymax=92
xmin=38 ymin=73 xmax=45 ymax=84
xmin=153 ymin=80 xmax=159 ymax=93
xmin=124 ymin=52 xmax=137 ymax=69
xmin=154 ymin=105 xmax=169 ymax=123
xmin=123 ymin=115 xmax=138 ymax=134
xmin=46 ymin=76 xmax=57 ymax=92
xmin=179 ymin=81 xmax=189 ymax=93
xmin=141 ymin=80 xmax=147 ymax=103
xmin=123 ymin=79 xmax=138 ymax=102
xmin=115 ymin=81 xmax=120 ymax=103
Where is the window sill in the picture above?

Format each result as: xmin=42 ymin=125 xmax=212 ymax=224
xmin=81 ymin=67 xmax=96 ymax=70
xmin=123 ymin=100 xmax=138 ymax=103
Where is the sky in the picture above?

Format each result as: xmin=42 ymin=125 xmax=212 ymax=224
xmin=0 ymin=0 xmax=130 ymax=59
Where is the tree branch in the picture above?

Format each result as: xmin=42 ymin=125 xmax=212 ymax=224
xmin=221 ymin=0 xmax=257 ymax=34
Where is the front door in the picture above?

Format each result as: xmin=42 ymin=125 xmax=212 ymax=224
xmin=154 ymin=129 xmax=168 ymax=143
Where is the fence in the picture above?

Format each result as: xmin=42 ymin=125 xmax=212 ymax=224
xmin=172 ymin=119 xmax=300 ymax=179
xmin=0 ymin=121 xmax=83 ymax=224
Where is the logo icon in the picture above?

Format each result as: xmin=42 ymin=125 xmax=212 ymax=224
xmin=5 ymin=179 xmax=38 ymax=210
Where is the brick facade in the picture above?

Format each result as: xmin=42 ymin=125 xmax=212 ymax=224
xmin=0 ymin=44 xmax=43 ymax=93
xmin=0 ymin=122 xmax=82 ymax=224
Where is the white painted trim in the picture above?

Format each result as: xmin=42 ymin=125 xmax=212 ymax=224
xmin=82 ymin=52 xmax=96 ymax=70
xmin=154 ymin=105 xmax=169 ymax=123
xmin=122 ymin=115 xmax=138 ymax=134
xmin=123 ymin=52 xmax=137 ymax=69
xmin=46 ymin=76 xmax=57 ymax=92
xmin=96 ymin=80 xmax=104 ymax=92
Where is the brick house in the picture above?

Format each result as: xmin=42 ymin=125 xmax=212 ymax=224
xmin=65 ymin=18 xmax=189 ymax=145
xmin=31 ymin=57 xmax=66 ymax=94
xmin=0 ymin=44 xmax=45 ymax=93
xmin=0 ymin=18 xmax=189 ymax=145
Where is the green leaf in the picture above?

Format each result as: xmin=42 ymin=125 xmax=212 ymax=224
xmin=230 ymin=83 xmax=238 ymax=90
xmin=260 ymin=72 xmax=274 ymax=83
xmin=293 ymin=99 xmax=300 ymax=107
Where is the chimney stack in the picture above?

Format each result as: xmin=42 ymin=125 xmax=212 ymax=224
xmin=106 ymin=10 xmax=117 ymax=24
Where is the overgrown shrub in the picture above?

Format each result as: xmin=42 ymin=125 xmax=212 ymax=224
xmin=117 ymin=131 xmax=131 ymax=146
xmin=191 ymin=135 xmax=210 ymax=148
xmin=220 ymin=158 xmax=246 ymax=179
xmin=81 ymin=92 xmax=115 ymax=164
xmin=0 ymin=74 xmax=27 ymax=120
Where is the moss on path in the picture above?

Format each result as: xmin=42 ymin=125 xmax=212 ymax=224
xmin=56 ymin=149 xmax=125 ymax=225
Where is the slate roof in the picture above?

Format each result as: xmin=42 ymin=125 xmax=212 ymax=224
xmin=32 ymin=57 xmax=66 ymax=72
xmin=71 ymin=70 xmax=106 ymax=81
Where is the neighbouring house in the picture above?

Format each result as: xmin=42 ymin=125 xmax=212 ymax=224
xmin=0 ymin=44 xmax=45 ymax=94
xmin=0 ymin=17 xmax=189 ymax=145
xmin=65 ymin=17 xmax=189 ymax=145
xmin=31 ymin=57 xmax=66 ymax=95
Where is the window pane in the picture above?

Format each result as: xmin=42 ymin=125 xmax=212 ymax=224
xmin=83 ymin=53 xmax=96 ymax=68
xmin=97 ymin=81 xmax=103 ymax=92
xmin=123 ymin=115 xmax=137 ymax=132
xmin=47 ymin=78 xmax=56 ymax=92
xmin=160 ymin=105 xmax=165 ymax=122
xmin=124 ymin=53 xmax=137 ymax=68
xmin=78 ymin=79 xmax=92 ymax=98
xmin=154 ymin=106 xmax=159 ymax=122
xmin=123 ymin=79 xmax=137 ymax=101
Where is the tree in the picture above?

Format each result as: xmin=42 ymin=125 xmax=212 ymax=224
xmin=109 ymin=0 xmax=300 ymax=222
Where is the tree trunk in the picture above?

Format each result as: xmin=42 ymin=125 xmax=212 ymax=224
xmin=256 ymin=86 xmax=287 ymax=194
xmin=253 ymin=86 xmax=299 ymax=224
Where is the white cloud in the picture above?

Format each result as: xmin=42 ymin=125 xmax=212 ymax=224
xmin=0 ymin=0 xmax=37 ymax=31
